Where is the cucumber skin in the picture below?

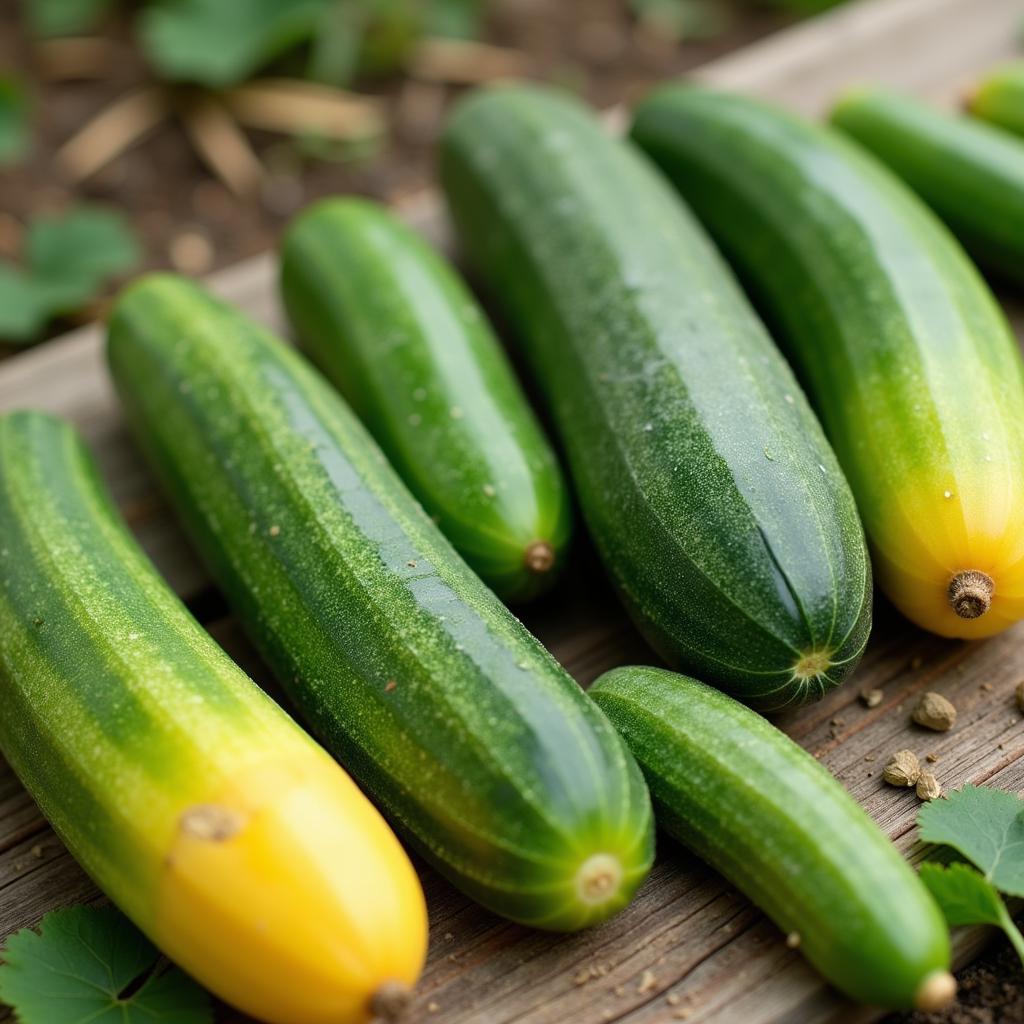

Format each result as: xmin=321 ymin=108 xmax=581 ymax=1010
xmin=970 ymin=63 xmax=1024 ymax=138
xmin=107 ymin=273 xmax=654 ymax=931
xmin=441 ymin=85 xmax=871 ymax=710
xmin=831 ymin=88 xmax=1024 ymax=282
xmin=0 ymin=409 xmax=290 ymax=927
xmin=632 ymin=86 xmax=1024 ymax=638
xmin=590 ymin=666 xmax=951 ymax=1009
xmin=280 ymin=197 xmax=571 ymax=602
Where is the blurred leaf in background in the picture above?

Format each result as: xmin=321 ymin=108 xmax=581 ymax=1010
xmin=630 ymin=0 xmax=732 ymax=41
xmin=24 ymin=0 xmax=114 ymax=37
xmin=0 ymin=207 xmax=139 ymax=344
xmin=140 ymin=0 xmax=331 ymax=87
xmin=0 ymin=75 xmax=30 ymax=166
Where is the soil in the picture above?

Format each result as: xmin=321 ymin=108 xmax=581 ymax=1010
xmin=888 ymin=926 xmax=1024 ymax=1024
xmin=0 ymin=0 xmax=784 ymax=338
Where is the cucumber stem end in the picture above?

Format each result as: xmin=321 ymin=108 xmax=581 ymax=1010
xmin=369 ymin=980 xmax=413 ymax=1021
xmin=792 ymin=649 xmax=832 ymax=681
xmin=524 ymin=540 xmax=556 ymax=575
xmin=913 ymin=970 xmax=957 ymax=1012
xmin=948 ymin=570 xmax=993 ymax=620
xmin=575 ymin=853 xmax=623 ymax=906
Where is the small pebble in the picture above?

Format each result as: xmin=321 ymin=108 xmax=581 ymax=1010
xmin=912 ymin=692 xmax=957 ymax=732
xmin=883 ymin=749 xmax=921 ymax=787
xmin=917 ymin=772 xmax=942 ymax=801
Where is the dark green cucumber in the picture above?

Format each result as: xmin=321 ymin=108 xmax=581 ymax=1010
xmin=591 ymin=666 xmax=955 ymax=1011
xmin=440 ymin=84 xmax=871 ymax=710
xmin=280 ymin=197 xmax=571 ymax=602
xmin=969 ymin=62 xmax=1024 ymax=138
xmin=831 ymin=87 xmax=1024 ymax=282
xmin=107 ymin=273 xmax=654 ymax=931
xmin=632 ymin=86 xmax=1024 ymax=642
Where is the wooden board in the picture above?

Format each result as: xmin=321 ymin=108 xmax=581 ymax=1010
xmin=2 ymin=0 xmax=1023 ymax=1020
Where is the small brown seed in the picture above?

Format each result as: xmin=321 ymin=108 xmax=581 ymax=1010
xmin=860 ymin=688 xmax=883 ymax=708
xmin=917 ymin=772 xmax=942 ymax=801
xmin=912 ymin=692 xmax=957 ymax=732
xmin=926 ymin=753 xmax=939 ymax=763
xmin=883 ymin=749 xmax=921 ymax=787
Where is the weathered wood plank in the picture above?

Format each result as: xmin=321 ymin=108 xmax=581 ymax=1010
xmin=1 ymin=1 xmax=1022 ymax=1022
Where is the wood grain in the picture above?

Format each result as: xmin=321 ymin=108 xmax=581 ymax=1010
xmin=1 ymin=1 xmax=1023 ymax=1021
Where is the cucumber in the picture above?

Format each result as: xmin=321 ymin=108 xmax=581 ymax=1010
xmin=440 ymin=84 xmax=871 ymax=710
xmin=590 ymin=666 xmax=955 ymax=1011
xmin=280 ymin=197 xmax=571 ymax=602
xmin=633 ymin=86 xmax=1024 ymax=639
xmin=830 ymin=87 xmax=1024 ymax=282
xmin=969 ymin=62 xmax=1024 ymax=138
xmin=0 ymin=410 xmax=427 ymax=1024
xmin=107 ymin=273 xmax=653 ymax=931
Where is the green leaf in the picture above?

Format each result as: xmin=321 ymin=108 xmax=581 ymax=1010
xmin=26 ymin=0 xmax=114 ymax=37
xmin=140 ymin=0 xmax=332 ymax=87
xmin=0 ymin=265 xmax=49 ymax=343
xmin=920 ymin=861 xmax=1008 ymax=927
xmin=918 ymin=784 xmax=1024 ymax=897
xmin=25 ymin=205 xmax=139 ymax=313
xmin=0 ymin=905 xmax=212 ymax=1023
xmin=920 ymin=862 xmax=1024 ymax=966
xmin=0 ymin=75 xmax=30 ymax=166
xmin=425 ymin=0 xmax=483 ymax=40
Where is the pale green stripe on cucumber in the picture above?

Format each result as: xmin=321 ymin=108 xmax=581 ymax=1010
xmin=441 ymin=84 xmax=871 ymax=709
xmin=591 ymin=666 xmax=955 ymax=1012
xmin=280 ymin=197 xmax=572 ymax=602
xmin=107 ymin=273 xmax=654 ymax=930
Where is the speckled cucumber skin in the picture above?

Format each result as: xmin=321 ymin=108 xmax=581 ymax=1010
xmin=632 ymin=86 xmax=1024 ymax=639
xmin=107 ymin=274 xmax=654 ymax=931
xmin=0 ymin=411 xmax=428 ymax=1024
xmin=970 ymin=63 xmax=1024 ymax=138
xmin=280 ymin=197 xmax=571 ymax=602
xmin=590 ymin=666 xmax=952 ymax=1010
xmin=440 ymin=85 xmax=871 ymax=710
xmin=831 ymin=88 xmax=1024 ymax=283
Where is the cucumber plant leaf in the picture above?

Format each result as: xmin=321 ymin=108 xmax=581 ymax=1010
xmin=0 ymin=206 xmax=139 ymax=344
xmin=140 ymin=0 xmax=332 ymax=87
xmin=0 ymin=75 xmax=30 ymax=166
xmin=0 ymin=904 xmax=212 ymax=1023
xmin=918 ymin=784 xmax=1024 ymax=897
xmin=917 ymin=785 xmax=1024 ymax=968
xmin=25 ymin=0 xmax=114 ymax=37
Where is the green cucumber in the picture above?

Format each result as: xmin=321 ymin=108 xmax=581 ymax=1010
xmin=0 ymin=410 xmax=427 ymax=1022
xmin=590 ymin=666 xmax=955 ymax=1011
xmin=440 ymin=84 xmax=871 ymax=710
xmin=830 ymin=87 xmax=1024 ymax=282
xmin=280 ymin=197 xmax=571 ymax=602
xmin=107 ymin=273 xmax=654 ymax=931
xmin=969 ymin=62 xmax=1024 ymax=138
xmin=632 ymin=86 xmax=1024 ymax=641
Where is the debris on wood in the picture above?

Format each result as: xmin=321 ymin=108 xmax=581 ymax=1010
xmin=58 ymin=87 xmax=169 ymax=182
xmin=917 ymin=772 xmax=942 ymax=801
xmin=637 ymin=969 xmax=657 ymax=994
xmin=883 ymin=749 xmax=921 ymax=787
xmin=912 ymin=692 xmax=957 ymax=732
xmin=860 ymin=687 xmax=883 ymax=708
xmin=926 ymin=753 xmax=939 ymax=763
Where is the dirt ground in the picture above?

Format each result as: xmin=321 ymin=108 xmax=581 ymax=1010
xmin=0 ymin=0 xmax=782 ymax=335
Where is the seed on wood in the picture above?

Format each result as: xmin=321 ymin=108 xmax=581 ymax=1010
xmin=427 ymin=1002 xmax=440 ymax=1013
xmin=860 ymin=688 xmax=883 ymax=708
xmin=637 ymin=969 xmax=657 ymax=994
xmin=926 ymin=753 xmax=939 ymax=763
xmin=864 ymin=754 xmax=876 ymax=762
xmin=912 ymin=692 xmax=956 ymax=731
xmin=917 ymin=772 xmax=942 ymax=802
xmin=883 ymin=749 xmax=921 ymax=787
xmin=666 ymin=993 xmax=681 ymax=1006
